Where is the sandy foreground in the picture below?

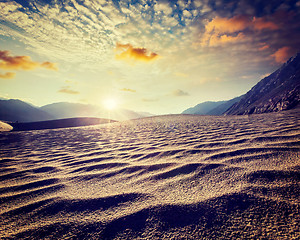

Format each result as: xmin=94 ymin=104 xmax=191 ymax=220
xmin=0 ymin=109 xmax=299 ymax=239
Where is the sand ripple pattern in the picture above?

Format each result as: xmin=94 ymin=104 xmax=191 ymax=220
xmin=0 ymin=109 xmax=299 ymax=239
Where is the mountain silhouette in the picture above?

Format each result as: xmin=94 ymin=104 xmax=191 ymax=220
xmin=0 ymin=99 xmax=53 ymax=122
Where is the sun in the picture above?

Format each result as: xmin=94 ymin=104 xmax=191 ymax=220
xmin=103 ymin=98 xmax=118 ymax=110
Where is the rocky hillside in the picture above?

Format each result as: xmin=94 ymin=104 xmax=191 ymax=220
xmin=225 ymin=53 xmax=300 ymax=115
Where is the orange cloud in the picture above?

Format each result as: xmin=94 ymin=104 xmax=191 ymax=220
xmin=115 ymin=43 xmax=159 ymax=62
xmin=271 ymin=47 xmax=294 ymax=63
xmin=58 ymin=86 xmax=79 ymax=94
xmin=0 ymin=72 xmax=16 ymax=79
xmin=41 ymin=61 xmax=58 ymax=71
xmin=0 ymin=50 xmax=58 ymax=71
xmin=252 ymin=17 xmax=279 ymax=31
xmin=259 ymin=44 xmax=270 ymax=51
xmin=209 ymin=32 xmax=245 ymax=46
xmin=201 ymin=15 xmax=278 ymax=47
xmin=120 ymin=88 xmax=136 ymax=92
xmin=205 ymin=15 xmax=250 ymax=34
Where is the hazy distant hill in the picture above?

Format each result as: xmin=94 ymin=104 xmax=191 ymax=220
xmin=182 ymin=96 xmax=242 ymax=115
xmin=182 ymin=101 xmax=226 ymax=115
xmin=0 ymin=100 xmax=153 ymax=123
xmin=41 ymin=102 xmax=151 ymax=121
xmin=0 ymin=99 xmax=53 ymax=122
xmin=40 ymin=102 xmax=101 ymax=119
xmin=225 ymin=53 xmax=300 ymax=115
xmin=207 ymin=96 xmax=243 ymax=115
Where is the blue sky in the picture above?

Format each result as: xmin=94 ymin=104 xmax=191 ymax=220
xmin=0 ymin=0 xmax=300 ymax=114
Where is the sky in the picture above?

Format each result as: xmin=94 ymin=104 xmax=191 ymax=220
xmin=0 ymin=0 xmax=300 ymax=115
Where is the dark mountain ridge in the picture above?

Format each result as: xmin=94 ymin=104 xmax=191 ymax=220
xmin=0 ymin=99 xmax=53 ymax=122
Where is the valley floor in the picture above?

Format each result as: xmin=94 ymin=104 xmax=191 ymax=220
xmin=0 ymin=109 xmax=299 ymax=239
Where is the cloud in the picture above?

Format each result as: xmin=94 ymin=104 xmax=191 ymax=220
xmin=58 ymin=86 xmax=79 ymax=94
xmin=252 ymin=17 xmax=278 ymax=31
xmin=172 ymin=89 xmax=189 ymax=97
xmin=200 ymin=15 xmax=279 ymax=47
xmin=205 ymin=15 xmax=250 ymax=34
xmin=142 ymin=98 xmax=158 ymax=102
xmin=41 ymin=61 xmax=58 ymax=71
xmin=115 ymin=43 xmax=159 ymax=62
xmin=208 ymin=32 xmax=245 ymax=47
xmin=0 ymin=72 xmax=15 ymax=79
xmin=120 ymin=88 xmax=136 ymax=93
xmin=174 ymin=72 xmax=189 ymax=78
xmin=0 ymin=50 xmax=57 ymax=71
xmin=271 ymin=47 xmax=294 ymax=63
xmin=258 ymin=44 xmax=270 ymax=51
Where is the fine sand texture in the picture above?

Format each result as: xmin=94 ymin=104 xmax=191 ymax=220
xmin=0 ymin=121 xmax=13 ymax=132
xmin=0 ymin=109 xmax=299 ymax=239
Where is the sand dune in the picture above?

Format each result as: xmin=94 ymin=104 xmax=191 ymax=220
xmin=0 ymin=121 xmax=12 ymax=132
xmin=10 ymin=117 xmax=116 ymax=131
xmin=0 ymin=109 xmax=299 ymax=239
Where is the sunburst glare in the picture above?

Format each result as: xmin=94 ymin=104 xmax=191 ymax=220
xmin=103 ymin=98 xmax=118 ymax=110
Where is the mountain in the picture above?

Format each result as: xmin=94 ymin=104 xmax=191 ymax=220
xmin=0 ymin=100 xmax=153 ymax=123
xmin=207 ymin=96 xmax=243 ymax=115
xmin=40 ymin=102 xmax=101 ymax=119
xmin=182 ymin=101 xmax=226 ymax=115
xmin=40 ymin=102 xmax=151 ymax=121
xmin=0 ymin=99 xmax=53 ymax=122
xmin=182 ymin=96 xmax=242 ymax=115
xmin=225 ymin=53 xmax=300 ymax=115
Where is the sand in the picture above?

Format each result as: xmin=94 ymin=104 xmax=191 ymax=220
xmin=0 ymin=121 xmax=13 ymax=132
xmin=0 ymin=109 xmax=299 ymax=239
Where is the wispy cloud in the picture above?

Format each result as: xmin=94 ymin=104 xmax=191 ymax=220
xmin=171 ymin=89 xmax=189 ymax=97
xmin=0 ymin=72 xmax=15 ymax=79
xmin=120 ymin=88 xmax=136 ymax=93
xmin=174 ymin=72 xmax=189 ymax=78
xmin=115 ymin=43 xmax=159 ymax=62
xmin=58 ymin=86 xmax=79 ymax=95
xmin=271 ymin=46 xmax=294 ymax=63
xmin=142 ymin=98 xmax=158 ymax=102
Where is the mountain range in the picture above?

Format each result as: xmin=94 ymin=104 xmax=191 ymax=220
xmin=0 ymin=100 xmax=153 ymax=123
xmin=1 ymin=53 xmax=299 ymax=123
xmin=183 ymin=53 xmax=300 ymax=115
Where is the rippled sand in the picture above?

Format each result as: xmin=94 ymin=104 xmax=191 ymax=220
xmin=0 ymin=109 xmax=299 ymax=239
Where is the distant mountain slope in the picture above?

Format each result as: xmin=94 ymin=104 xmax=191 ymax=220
xmin=225 ymin=53 xmax=300 ymax=115
xmin=41 ymin=102 xmax=151 ymax=121
xmin=207 ymin=96 xmax=243 ymax=115
xmin=182 ymin=101 xmax=227 ymax=115
xmin=40 ymin=102 xmax=100 ymax=119
xmin=182 ymin=96 xmax=242 ymax=115
xmin=0 ymin=99 xmax=53 ymax=122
